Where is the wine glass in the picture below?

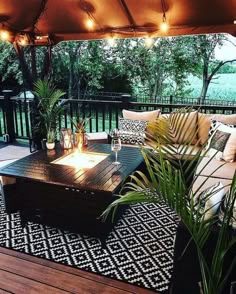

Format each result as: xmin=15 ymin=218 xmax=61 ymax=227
xmin=111 ymin=137 xmax=121 ymax=164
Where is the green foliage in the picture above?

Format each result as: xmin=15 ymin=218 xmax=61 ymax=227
xmin=102 ymin=108 xmax=236 ymax=294
xmin=217 ymin=63 xmax=236 ymax=74
xmin=33 ymin=79 xmax=66 ymax=141
xmin=0 ymin=41 xmax=22 ymax=88
xmin=0 ymin=34 xmax=235 ymax=101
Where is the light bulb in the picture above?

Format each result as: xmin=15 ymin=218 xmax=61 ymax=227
xmin=160 ymin=21 xmax=168 ymax=33
xmin=86 ymin=19 xmax=94 ymax=29
xmin=0 ymin=30 xmax=9 ymax=41
xmin=144 ymin=37 xmax=154 ymax=48
xmin=19 ymin=38 xmax=27 ymax=46
xmin=107 ymin=37 xmax=116 ymax=47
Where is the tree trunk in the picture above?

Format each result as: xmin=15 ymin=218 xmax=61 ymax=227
xmin=13 ymin=42 xmax=33 ymax=90
xmin=41 ymin=46 xmax=52 ymax=79
xmin=199 ymin=57 xmax=209 ymax=104
xmin=31 ymin=46 xmax=37 ymax=84
xmin=199 ymin=78 xmax=210 ymax=105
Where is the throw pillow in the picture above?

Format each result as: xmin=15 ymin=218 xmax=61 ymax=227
xmin=119 ymin=118 xmax=147 ymax=145
xmin=195 ymin=182 xmax=225 ymax=220
xmin=207 ymin=120 xmax=236 ymax=162
xmin=218 ymin=194 xmax=236 ymax=229
xmin=170 ymin=111 xmax=198 ymax=144
xmin=122 ymin=109 xmax=160 ymax=122
xmin=119 ymin=130 xmax=146 ymax=145
xmin=198 ymin=113 xmax=236 ymax=146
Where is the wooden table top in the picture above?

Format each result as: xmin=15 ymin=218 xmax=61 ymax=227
xmin=0 ymin=143 xmax=144 ymax=194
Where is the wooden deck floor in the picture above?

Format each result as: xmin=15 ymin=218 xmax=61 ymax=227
xmin=0 ymin=247 xmax=156 ymax=294
xmin=0 ymin=143 xmax=157 ymax=294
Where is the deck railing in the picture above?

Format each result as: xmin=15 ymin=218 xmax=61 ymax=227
xmin=0 ymin=93 xmax=236 ymax=143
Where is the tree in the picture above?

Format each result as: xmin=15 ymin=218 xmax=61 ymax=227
xmin=192 ymin=34 xmax=236 ymax=103
xmin=0 ymin=41 xmax=22 ymax=92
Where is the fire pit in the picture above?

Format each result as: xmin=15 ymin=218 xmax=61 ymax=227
xmin=51 ymin=151 xmax=108 ymax=169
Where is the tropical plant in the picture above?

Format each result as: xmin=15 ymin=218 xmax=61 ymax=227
xmin=46 ymin=129 xmax=56 ymax=143
xmin=33 ymin=78 xmax=66 ymax=143
xmin=102 ymin=108 xmax=236 ymax=294
xmin=69 ymin=114 xmax=91 ymax=134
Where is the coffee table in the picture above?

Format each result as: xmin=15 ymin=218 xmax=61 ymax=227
xmin=0 ymin=143 xmax=144 ymax=239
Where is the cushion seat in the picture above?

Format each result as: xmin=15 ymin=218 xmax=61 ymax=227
xmin=86 ymin=132 xmax=108 ymax=143
xmin=196 ymin=157 xmax=236 ymax=180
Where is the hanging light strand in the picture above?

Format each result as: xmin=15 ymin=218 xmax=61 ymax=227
xmin=160 ymin=0 xmax=169 ymax=32
xmin=80 ymin=0 xmax=104 ymax=32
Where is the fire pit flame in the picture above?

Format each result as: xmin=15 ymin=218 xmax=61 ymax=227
xmin=52 ymin=151 xmax=108 ymax=169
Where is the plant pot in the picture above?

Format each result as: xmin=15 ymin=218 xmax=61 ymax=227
xmin=46 ymin=142 xmax=55 ymax=150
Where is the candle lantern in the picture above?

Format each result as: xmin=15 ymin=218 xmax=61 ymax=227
xmin=60 ymin=128 xmax=73 ymax=149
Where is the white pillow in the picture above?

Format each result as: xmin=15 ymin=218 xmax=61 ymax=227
xmin=207 ymin=120 xmax=236 ymax=162
xmin=197 ymin=182 xmax=225 ymax=220
xmin=122 ymin=109 xmax=160 ymax=122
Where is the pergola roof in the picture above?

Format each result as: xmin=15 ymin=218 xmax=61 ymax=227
xmin=1 ymin=0 xmax=236 ymax=45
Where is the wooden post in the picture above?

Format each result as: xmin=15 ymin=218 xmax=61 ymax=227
xmin=121 ymin=94 xmax=131 ymax=110
xmin=3 ymin=90 xmax=15 ymax=143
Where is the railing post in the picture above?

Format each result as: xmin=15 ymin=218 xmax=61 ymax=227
xmin=121 ymin=94 xmax=132 ymax=110
xmin=3 ymin=90 xmax=15 ymax=143
xmin=169 ymin=95 xmax=173 ymax=113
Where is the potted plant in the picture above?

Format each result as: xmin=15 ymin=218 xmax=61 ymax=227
xmin=46 ymin=129 xmax=56 ymax=150
xmin=33 ymin=78 xmax=66 ymax=149
xmin=102 ymin=108 xmax=236 ymax=294
xmin=69 ymin=114 xmax=91 ymax=151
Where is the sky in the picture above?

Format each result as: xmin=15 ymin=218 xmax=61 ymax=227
xmin=215 ymin=35 xmax=236 ymax=61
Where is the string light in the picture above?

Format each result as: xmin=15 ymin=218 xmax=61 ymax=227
xmin=160 ymin=0 xmax=169 ymax=33
xmin=107 ymin=33 xmax=117 ymax=47
xmin=0 ymin=29 xmax=9 ymax=41
xmin=144 ymin=36 xmax=154 ymax=48
xmin=160 ymin=17 xmax=168 ymax=32
xmin=85 ymin=18 xmax=94 ymax=30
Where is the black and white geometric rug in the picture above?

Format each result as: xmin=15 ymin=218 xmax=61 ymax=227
xmin=0 ymin=194 xmax=178 ymax=293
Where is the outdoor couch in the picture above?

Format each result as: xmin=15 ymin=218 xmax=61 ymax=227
xmin=121 ymin=109 xmax=236 ymax=293
xmin=120 ymin=109 xmax=236 ymax=196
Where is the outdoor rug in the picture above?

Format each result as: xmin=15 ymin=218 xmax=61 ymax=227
xmin=0 ymin=193 xmax=178 ymax=293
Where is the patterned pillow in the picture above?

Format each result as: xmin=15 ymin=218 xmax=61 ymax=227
xmin=119 ymin=130 xmax=146 ymax=145
xmin=195 ymin=182 xmax=225 ymax=220
xmin=207 ymin=120 xmax=236 ymax=162
xmin=218 ymin=194 xmax=236 ymax=229
xmin=119 ymin=118 xmax=147 ymax=145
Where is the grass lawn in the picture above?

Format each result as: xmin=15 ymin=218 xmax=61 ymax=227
xmin=187 ymin=73 xmax=236 ymax=100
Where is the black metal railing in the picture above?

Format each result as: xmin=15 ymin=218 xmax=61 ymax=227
xmin=82 ymin=92 xmax=236 ymax=107
xmin=0 ymin=93 xmax=236 ymax=143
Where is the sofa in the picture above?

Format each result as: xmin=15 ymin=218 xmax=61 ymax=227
xmin=120 ymin=109 xmax=236 ymax=197
xmin=120 ymin=108 xmax=236 ymax=292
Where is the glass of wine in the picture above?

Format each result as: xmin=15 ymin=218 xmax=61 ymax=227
xmin=111 ymin=137 xmax=121 ymax=165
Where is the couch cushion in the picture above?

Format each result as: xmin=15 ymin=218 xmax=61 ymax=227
xmin=206 ymin=120 xmax=236 ymax=162
xmin=170 ymin=111 xmax=198 ymax=144
xmin=86 ymin=132 xmax=108 ymax=143
xmin=192 ymin=176 xmax=231 ymax=197
xmin=122 ymin=109 xmax=160 ymax=122
xmin=119 ymin=118 xmax=147 ymax=145
xmin=195 ymin=157 xmax=236 ymax=180
xmin=195 ymin=182 xmax=225 ymax=220
xmin=198 ymin=113 xmax=236 ymax=145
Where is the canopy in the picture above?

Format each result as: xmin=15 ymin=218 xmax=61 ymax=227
xmin=1 ymin=0 xmax=236 ymax=45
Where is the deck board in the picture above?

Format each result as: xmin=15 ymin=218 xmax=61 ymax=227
xmin=0 ymin=247 xmax=157 ymax=294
